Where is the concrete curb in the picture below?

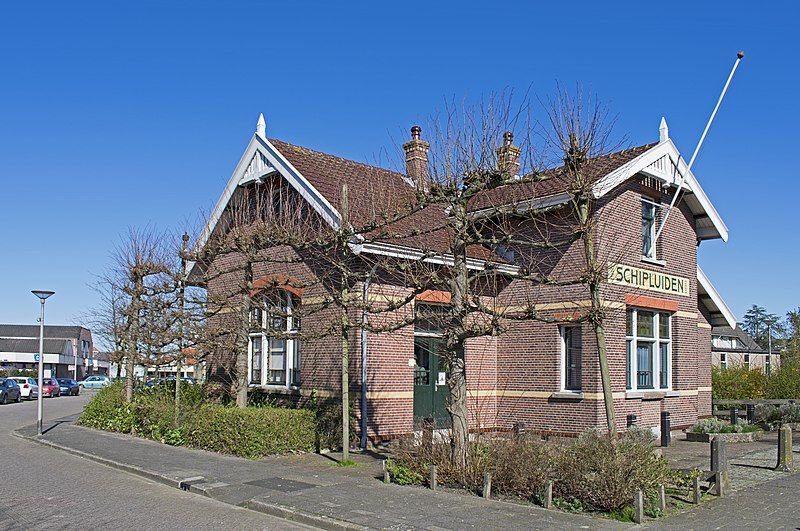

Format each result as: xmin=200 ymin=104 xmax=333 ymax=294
xmin=12 ymin=428 xmax=364 ymax=531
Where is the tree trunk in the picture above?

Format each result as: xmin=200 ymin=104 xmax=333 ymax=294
xmin=447 ymin=201 xmax=470 ymax=468
xmin=579 ymin=197 xmax=616 ymax=434
xmin=235 ymin=261 xmax=253 ymax=408
xmin=124 ymin=276 xmax=143 ymax=402
xmin=340 ymin=282 xmax=350 ymax=461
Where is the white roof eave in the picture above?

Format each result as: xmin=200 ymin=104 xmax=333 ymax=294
xmin=697 ymin=266 xmax=737 ymax=328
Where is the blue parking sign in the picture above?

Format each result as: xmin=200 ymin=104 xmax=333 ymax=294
xmin=34 ymin=354 xmax=40 ymax=362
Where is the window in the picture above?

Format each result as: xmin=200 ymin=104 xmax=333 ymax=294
xmin=626 ymin=308 xmax=671 ymax=391
xmin=561 ymin=326 xmax=582 ymax=391
xmin=744 ymin=353 xmax=750 ymax=369
xmin=642 ymin=199 xmax=658 ymax=259
xmin=720 ymin=352 xmax=727 ymax=369
xmin=248 ymin=291 xmax=301 ymax=388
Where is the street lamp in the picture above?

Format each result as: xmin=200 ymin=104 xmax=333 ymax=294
xmin=32 ymin=290 xmax=54 ymax=436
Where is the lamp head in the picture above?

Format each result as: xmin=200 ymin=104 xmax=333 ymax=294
xmin=31 ymin=290 xmax=55 ymax=301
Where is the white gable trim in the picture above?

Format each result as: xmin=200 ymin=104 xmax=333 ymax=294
xmin=697 ymin=266 xmax=736 ymax=328
xmin=592 ymin=139 xmax=728 ymax=242
xmin=189 ymin=133 xmax=343 ymax=278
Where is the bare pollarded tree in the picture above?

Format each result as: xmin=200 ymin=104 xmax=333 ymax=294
xmin=391 ymin=89 xmax=626 ymax=466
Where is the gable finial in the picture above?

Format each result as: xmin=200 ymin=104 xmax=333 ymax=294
xmin=659 ymin=117 xmax=669 ymax=143
xmin=256 ymin=113 xmax=266 ymax=139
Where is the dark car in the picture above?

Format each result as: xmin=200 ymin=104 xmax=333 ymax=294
xmin=0 ymin=378 xmax=22 ymax=404
xmin=40 ymin=377 xmax=61 ymax=398
xmin=57 ymin=378 xmax=81 ymax=396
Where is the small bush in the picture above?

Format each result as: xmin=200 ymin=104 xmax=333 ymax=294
xmin=755 ymin=403 xmax=800 ymax=425
xmin=184 ymin=405 xmax=315 ymax=458
xmin=385 ymin=459 xmax=424 ymax=485
xmin=691 ymin=418 xmax=760 ymax=434
xmin=712 ymin=365 xmax=766 ymax=400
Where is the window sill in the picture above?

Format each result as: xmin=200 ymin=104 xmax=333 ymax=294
xmin=551 ymin=390 xmax=584 ymax=400
xmin=641 ymin=256 xmax=666 ymax=267
xmin=625 ymin=390 xmax=671 ymax=400
xmin=248 ymin=384 xmax=301 ymax=394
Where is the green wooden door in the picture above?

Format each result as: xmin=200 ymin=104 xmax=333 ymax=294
xmin=413 ymin=337 xmax=450 ymax=427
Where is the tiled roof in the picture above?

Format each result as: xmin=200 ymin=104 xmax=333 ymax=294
xmin=270 ymin=139 xmax=499 ymax=260
xmin=469 ymin=143 xmax=657 ymax=212
xmin=268 ymin=139 xmax=657 ymax=261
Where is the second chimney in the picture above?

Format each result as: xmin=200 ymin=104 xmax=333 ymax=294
xmin=496 ymin=131 xmax=521 ymax=178
xmin=403 ymin=125 xmax=429 ymax=188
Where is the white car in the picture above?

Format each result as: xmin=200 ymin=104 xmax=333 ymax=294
xmin=9 ymin=377 xmax=39 ymax=400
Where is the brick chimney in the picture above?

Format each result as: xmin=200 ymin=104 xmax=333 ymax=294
xmin=496 ymin=131 xmax=521 ymax=177
xmin=403 ymin=125 xmax=429 ymax=188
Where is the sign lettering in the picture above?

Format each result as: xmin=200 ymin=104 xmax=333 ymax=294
xmin=607 ymin=263 xmax=689 ymax=297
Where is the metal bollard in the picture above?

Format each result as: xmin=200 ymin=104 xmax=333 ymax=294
xmin=627 ymin=414 xmax=637 ymax=428
xmin=513 ymin=422 xmax=526 ymax=439
xmin=730 ymin=407 xmax=738 ymax=426
xmin=746 ymin=404 xmax=755 ymax=424
xmin=660 ymin=411 xmax=671 ymax=447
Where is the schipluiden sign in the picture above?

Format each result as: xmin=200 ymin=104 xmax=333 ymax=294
xmin=607 ymin=263 xmax=689 ymax=297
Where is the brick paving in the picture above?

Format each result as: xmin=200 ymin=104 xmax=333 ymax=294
xmin=16 ymin=418 xmax=800 ymax=530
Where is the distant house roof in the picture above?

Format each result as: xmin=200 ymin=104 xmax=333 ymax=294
xmin=0 ymin=324 xmax=88 ymax=340
xmin=0 ymin=338 xmax=71 ymax=355
xmin=711 ymin=325 xmax=767 ymax=354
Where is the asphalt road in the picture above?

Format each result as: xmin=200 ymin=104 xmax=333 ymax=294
xmin=0 ymin=391 xmax=314 ymax=530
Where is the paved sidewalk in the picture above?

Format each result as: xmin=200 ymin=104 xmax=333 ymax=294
xmin=15 ymin=416 xmax=621 ymax=530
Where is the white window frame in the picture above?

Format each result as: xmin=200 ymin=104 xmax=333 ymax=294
xmin=720 ymin=352 xmax=727 ymax=369
xmin=642 ymin=198 xmax=659 ymax=260
xmin=744 ymin=353 xmax=750 ymax=369
xmin=626 ymin=308 xmax=672 ymax=391
xmin=247 ymin=291 xmax=300 ymax=389
xmin=560 ymin=325 xmax=582 ymax=392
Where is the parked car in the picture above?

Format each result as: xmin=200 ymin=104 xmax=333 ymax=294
xmin=40 ymin=377 xmax=61 ymax=397
xmin=79 ymin=375 xmax=111 ymax=389
xmin=0 ymin=378 xmax=22 ymax=404
xmin=9 ymin=377 xmax=38 ymax=400
xmin=57 ymin=378 xmax=81 ymax=396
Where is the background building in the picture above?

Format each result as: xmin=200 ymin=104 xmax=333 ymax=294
xmin=0 ymin=324 xmax=94 ymax=379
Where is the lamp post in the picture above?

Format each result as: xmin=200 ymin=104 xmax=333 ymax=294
xmin=32 ymin=290 xmax=55 ymax=436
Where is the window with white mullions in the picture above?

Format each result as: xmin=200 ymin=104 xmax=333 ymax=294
xmin=560 ymin=326 xmax=582 ymax=391
xmin=626 ymin=308 xmax=671 ymax=391
xmin=642 ymin=199 xmax=659 ymax=259
xmin=248 ymin=290 xmax=301 ymax=388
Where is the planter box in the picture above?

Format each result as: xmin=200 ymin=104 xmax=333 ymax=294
xmin=686 ymin=430 xmax=764 ymax=443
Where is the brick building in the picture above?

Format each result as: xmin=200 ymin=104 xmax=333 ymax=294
xmin=192 ymin=115 xmax=736 ymax=441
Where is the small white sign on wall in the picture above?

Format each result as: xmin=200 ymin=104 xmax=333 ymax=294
xmin=437 ymin=372 xmax=446 ymax=386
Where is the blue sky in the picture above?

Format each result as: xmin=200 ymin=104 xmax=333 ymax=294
xmin=0 ymin=0 xmax=797 ymax=328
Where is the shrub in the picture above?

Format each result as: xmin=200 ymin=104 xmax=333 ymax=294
xmin=385 ymin=459 xmax=423 ymax=485
xmin=79 ymin=382 xmax=136 ymax=432
xmin=712 ymin=364 xmax=766 ymax=400
xmin=184 ymin=405 xmax=315 ymax=458
xmin=755 ymin=403 xmax=800 ymax=425
xmin=554 ymin=429 xmax=670 ymax=512
xmin=691 ymin=418 xmax=760 ymax=434
xmin=765 ymin=362 xmax=800 ymax=399
xmin=390 ymin=429 xmax=669 ymax=512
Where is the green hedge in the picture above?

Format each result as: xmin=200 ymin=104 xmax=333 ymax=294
xmin=712 ymin=365 xmax=766 ymax=400
xmin=79 ymin=381 xmax=315 ymax=458
xmin=185 ymin=405 xmax=315 ymax=458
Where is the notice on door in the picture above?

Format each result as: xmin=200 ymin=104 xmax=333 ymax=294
xmin=437 ymin=372 xmax=447 ymax=386
xmin=607 ymin=263 xmax=689 ymax=297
